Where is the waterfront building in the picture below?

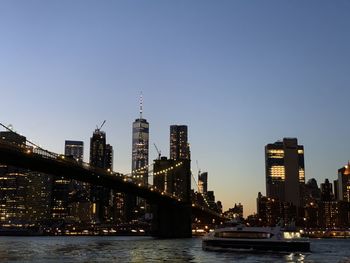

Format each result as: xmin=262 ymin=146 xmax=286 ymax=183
xmin=0 ymin=131 xmax=29 ymax=225
xmin=198 ymin=172 xmax=208 ymax=194
xmin=257 ymin=192 xmax=297 ymax=226
xmin=26 ymin=171 xmax=53 ymax=224
xmin=265 ymin=138 xmax=305 ymax=208
xmin=337 ymin=163 xmax=350 ymax=202
xmin=223 ymin=203 xmax=243 ymax=220
xmin=170 ymin=125 xmax=190 ymax=160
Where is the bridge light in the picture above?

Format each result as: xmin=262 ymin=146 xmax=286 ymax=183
xmin=26 ymin=149 xmax=31 ymax=154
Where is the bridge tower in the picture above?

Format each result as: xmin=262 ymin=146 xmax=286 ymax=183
xmin=151 ymin=158 xmax=192 ymax=238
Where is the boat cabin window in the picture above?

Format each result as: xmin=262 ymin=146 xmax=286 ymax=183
xmin=215 ymin=231 xmax=271 ymax=239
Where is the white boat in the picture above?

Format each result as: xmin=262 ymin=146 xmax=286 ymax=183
xmin=202 ymin=223 xmax=310 ymax=253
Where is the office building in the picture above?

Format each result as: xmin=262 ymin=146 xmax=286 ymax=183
xmin=170 ymin=125 xmax=190 ymax=161
xmin=265 ymin=138 xmax=305 ymax=208
xmin=0 ymin=131 xmax=28 ymax=225
xmin=337 ymin=163 xmax=350 ymax=202
xmin=131 ymin=96 xmax=149 ymax=185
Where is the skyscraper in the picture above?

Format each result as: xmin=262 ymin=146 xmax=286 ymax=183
xmin=51 ymin=141 xmax=84 ymax=221
xmin=131 ymin=96 xmax=149 ymax=185
xmin=265 ymin=138 xmax=305 ymax=207
xmin=0 ymin=131 xmax=29 ymax=225
xmin=338 ymin=163 xmax=350 ymax=202
xmin=64 ymin=140 xmax=91 ymax=223
xmin=170 ymin=125 xmax=190 ymax=161
xmin=90 ymin=127 xmax=113 ymax=223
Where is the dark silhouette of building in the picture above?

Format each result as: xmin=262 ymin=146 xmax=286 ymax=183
xmin=170 ymin=125 xmax=190 ymax=161
xmin=265 ymin=138 xmax=305 ymax=208
xmin=256 ymin=192 xmax=297 ymax=226
xmin=90 ymin=128 xmax=113 ymax=223
xmin=223 ymin=203 xmax=243 ymax=220
xmin=321 ymin=179 xmax=334 ymax=201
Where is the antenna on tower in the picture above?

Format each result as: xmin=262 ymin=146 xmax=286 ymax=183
xmin=139 ymin=92 xmax=143 ymax=119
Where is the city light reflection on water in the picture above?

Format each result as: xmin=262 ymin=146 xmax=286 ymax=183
xmin=0 ymin=236 xmax=349 ymax=262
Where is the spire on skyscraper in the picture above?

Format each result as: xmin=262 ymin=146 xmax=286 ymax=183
xmin=139 ymin=92 xmax=143 ymax=119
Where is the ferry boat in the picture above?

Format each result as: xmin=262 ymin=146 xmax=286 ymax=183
xmin=202 ymin=223 xmax=310 ymax=253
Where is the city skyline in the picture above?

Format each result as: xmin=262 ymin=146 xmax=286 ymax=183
xmin=1 ymin=1 xmax=350 ymax=216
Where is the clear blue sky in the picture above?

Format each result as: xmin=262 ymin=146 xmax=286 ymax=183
xmin=1 ymin=1 xmax=349 ymax=216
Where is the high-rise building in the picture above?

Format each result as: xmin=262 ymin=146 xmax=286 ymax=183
xmin=0 ymin=131 xmax=29 ymax=225
xmin=337 ymin=163 xmax=350 ymax=202
xmin=170 ymin=125 xmax=190 ymax=161
xmin=63 ymin=140 xmax=92 ymax=224
xmin=265 ymin=138 xmax=305 ymax=207
xmin=90 ymin=128 xmax=113 ymax=223
xmin=198 ymin=172 xmax=208 ymax=194
xmin=320 ymin=179 xmax=334 ymax=201
xmin=51 ymin=141 xmax=84 ymax=221
xmin=131 ymin=96 xmax=149 ymax=185
xmin=26 ymin=171 xmax=53 ymax=224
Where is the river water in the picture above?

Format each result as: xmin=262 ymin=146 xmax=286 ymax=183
xmin=0 ymin=236 xmax=349 ymax=262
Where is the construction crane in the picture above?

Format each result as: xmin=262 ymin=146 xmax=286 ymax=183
xmin=196 ymin=160 xmax=201 ymax=177
xmin=153 ymin=143 xmax=161 ymax=160
xmin=96 ymin=120 xmax=106 ymax=131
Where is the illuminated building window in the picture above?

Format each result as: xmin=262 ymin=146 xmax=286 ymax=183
xmin=299 ymin=168 xmax=305 ymax=182
xmin=267 ymin=149 xmax=284 ymax=158
xmin=269 ymin=165 xmax=285 ymax=179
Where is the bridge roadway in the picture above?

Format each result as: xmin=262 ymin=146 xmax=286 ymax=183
xmin=0 ymin=140 xmax=225 ymax=237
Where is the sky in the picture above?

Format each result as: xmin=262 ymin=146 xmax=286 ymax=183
xmin=0 ymin=1 xmax=350 ymax=216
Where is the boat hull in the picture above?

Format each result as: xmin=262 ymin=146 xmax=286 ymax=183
xmin=202 ymin=239 xmax=310 ymax=253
